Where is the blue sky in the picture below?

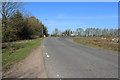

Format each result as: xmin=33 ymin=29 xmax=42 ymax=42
xmin=24 ymin=2 xmax=118 ymax=34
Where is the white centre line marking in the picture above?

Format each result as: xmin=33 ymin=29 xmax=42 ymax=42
xmin=46 ymin=53 xmax=50 ymax=58
xmin=57 ymin=74 xmax=61 ymax=80
xmin=57 ymin=75 xmax=59 ymax=77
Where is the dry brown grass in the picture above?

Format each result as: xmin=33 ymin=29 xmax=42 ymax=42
xmin=73 ymin=37 xmax=119 ymax=53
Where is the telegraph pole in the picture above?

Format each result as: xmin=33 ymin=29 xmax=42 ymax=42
xmin=40 ymin=18 xmax=47 ymax=37
xmin=42 ymin=25 xmax=44 ymax=37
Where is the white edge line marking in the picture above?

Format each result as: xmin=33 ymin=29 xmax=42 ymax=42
xmin=46 ymin=53 xmax=50 ymax=58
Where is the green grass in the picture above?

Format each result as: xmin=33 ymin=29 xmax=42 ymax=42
xmin=0 ymin=54 xmax=1 ymax=75
xmin=2 ymin=38 xmax=43 ymax=72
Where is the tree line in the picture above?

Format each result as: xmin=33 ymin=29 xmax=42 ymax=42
xmin=1 ymin=2 xmax=48 ymax=42
xmin=74 ymin=28 xmax=119 ymax=37
xmin=52 ymin=28 xmax=119 ymax=37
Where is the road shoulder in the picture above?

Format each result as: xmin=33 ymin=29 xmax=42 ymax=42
xmin=3 ymin=45 xmax=47 ymax=78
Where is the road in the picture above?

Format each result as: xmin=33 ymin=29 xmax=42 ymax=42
xmin=42 ymin=37 xmax=118 ymax=78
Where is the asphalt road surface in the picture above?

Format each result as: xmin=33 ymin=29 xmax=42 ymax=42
xmin=42 ymin=37 xmax=118 ymax=78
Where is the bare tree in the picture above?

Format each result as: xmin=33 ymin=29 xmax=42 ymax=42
xmin=76 ymin=28 xmax=83 ymax=36
xmin=1 ymin=2 xmax=24 ymax=30
xmin=1 ymin=2 xmax=24 ymax=42
xmin=1 ymin=2 xmax=23 ymax=19
xmin=85 ymin=28 xmax=90 ymax=36
xmin=54 ymin=28 xmax=59 ymax=36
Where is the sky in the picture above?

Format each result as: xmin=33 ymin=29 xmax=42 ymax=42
xmin=24 ymin=2 xmax=118 ymax=34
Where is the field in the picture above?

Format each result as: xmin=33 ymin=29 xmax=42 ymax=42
xmin=2 ymin=38 xmax=43 ymax=72
xmin=73 ymin=37 xmax=119 ymax=53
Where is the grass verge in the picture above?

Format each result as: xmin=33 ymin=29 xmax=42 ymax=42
xmin=2 ymin=38 xmax=43 ymax=72
xmin=73 ymin=37 xmax=119 ymax=53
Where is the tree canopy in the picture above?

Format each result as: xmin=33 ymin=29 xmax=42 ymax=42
xmin=1 ymin=2 xmax=48 ymax=42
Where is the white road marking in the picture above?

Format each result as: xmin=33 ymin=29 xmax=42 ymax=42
xmin=46 ymin=53 xmax=50 ymax=58
xmin=57 ymin=74 xmax=59 ymax=77
xmin=57 ymin=74 xmax=61 ymax=80
xmin=47 ymin=55 xmax=50 ymax=58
